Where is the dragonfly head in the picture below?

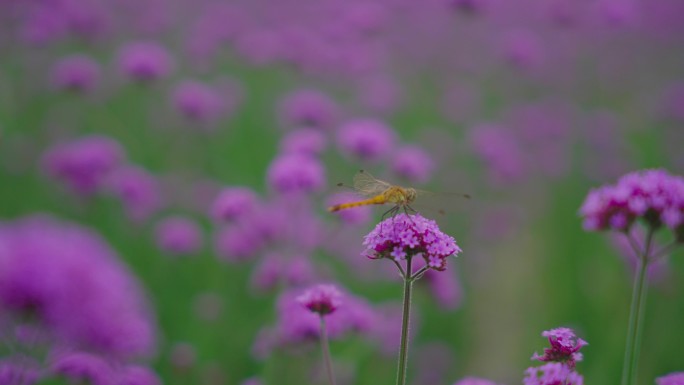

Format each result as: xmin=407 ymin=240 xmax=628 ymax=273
xmin=405 ymin=188 xmax=417 ymax=203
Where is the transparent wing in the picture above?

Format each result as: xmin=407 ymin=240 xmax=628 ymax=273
xmin=411 ymin=189 xmax=471 ymax=217
xmin=352 ymin=170 xmax=392 ymax=196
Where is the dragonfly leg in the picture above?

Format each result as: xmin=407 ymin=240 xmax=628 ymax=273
xmin=403 ymin=205 xmax=417 ymax=225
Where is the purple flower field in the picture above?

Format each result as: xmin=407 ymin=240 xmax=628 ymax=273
xmin=1 ymin=0 xmax=684 ymax=384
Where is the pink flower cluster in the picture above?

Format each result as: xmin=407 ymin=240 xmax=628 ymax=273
xmin=579 ymin=169 xmax=684 ymax=234
xmin=297 ymin=284 xmax=342 ymax=316
xmin=523 ymin=362 xmax=584 ymax=385
xmin=363 ymin=213 xmax=461 ymax=271
xmin=531 ymin=327 xmax=588 ymax=369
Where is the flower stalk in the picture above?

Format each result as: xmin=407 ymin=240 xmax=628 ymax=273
xmin=621 ymin=227 xmax=653 ymax=385
xmin=396 ymin=255 xmax=414 ymax=385
xmin=320 ymin=317 xmax=337 ymax=385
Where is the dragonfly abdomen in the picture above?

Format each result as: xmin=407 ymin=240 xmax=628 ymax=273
xmin=328 ymin=195 xmax=386 ymax=212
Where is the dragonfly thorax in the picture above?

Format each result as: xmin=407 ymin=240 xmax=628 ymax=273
xmin=383 ymin=186 xmax=417 ymax=206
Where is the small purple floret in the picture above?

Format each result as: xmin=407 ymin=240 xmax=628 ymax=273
xmin=523 ymin=362 xmax=584 ymax=385
xmin=531 ymin=327 xmax=587 ymax=369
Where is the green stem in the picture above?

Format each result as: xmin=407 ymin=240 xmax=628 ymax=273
xmin=621 ymin=228 xmax=653 ymax=385
xmin=320 ymin=317 xmax=336 ymax=385
xmin=396 ymin=256 xmax=414 ymax=385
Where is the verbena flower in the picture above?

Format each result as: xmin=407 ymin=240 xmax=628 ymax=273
xmin=105 ymin=166 xmax=163 ymax=224
xmin=523 ymin=362 xmax=584 ymax=385
xmin=0 ymin=215 xmax=156 ymax=358
xmin=50 ymin=352 xmax=113 ymax=385
xmin=0 ymin=359 xmax=41 ymax=385
xmin=656 ymin=372 xmax=684 ymax=385
xmin=42 ymin=135 xmax=125 ymax=196
xmin=579 ymin=169 xmax=684 ymax=236
xmin=336 ymin=118 xmax=396 ymax=162
xmin=50 ymin=54 xmax=101 ymax=93
xmin=154 ymin=216 xmax=203 ymax=256
xmin=531 ymin=327 xmax=588 ymax=369
xmin=171 ymin=80 xmax=224 ymax=124
xmin=297 ymin=284 xmax=342 ymax=316
xmin=363 ymin=213 xmax=461 ymax=272
xmin=390 ymin=145 xmax=435 ymax=183
xmin=278 ymin=89 xmax=339 ymax=130
xmin=280 ymin=128 xmax=328 ymax=157
xmin=469 ymin=123 xmax=526 ymax=185
xmin=209 ymin=187 xmax=259 ymax=223
xmin=501 ymin=29 xmax=545 ymax=72
xmin=266 ymin=153 xmax=326 ymax=195
xmin=117 ymin=41 xmax=174 ymax=82
xmin=118 ymin=365 xmax=161 ymax=385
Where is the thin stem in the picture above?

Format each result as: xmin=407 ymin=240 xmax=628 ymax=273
xmin=319 ymin=317 xmax=337 ymax=385
xmin=621 ymin=227 xmax=653 ymax=385
xmin=391 ymin=258 xmax=406 ymax=279
xmin=651 ymin=241 xmax=677 ymax=261
xmin=396 ymin=256 xmax=413 ymax=385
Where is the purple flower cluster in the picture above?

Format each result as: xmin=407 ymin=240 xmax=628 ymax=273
xmin=105 ymin=166 xmax=163 ymax=224
xmin=50 ymin=54 xmax=101 ymax=93
xmin=0 ymin=215 xmax=156 ymax=358
xmin=278 ymin=89 xmax=339 ymax=130
xmin=336 ymin=118 xmax=396 ymax=162
xmin=523 ymin=362 xmax=584 ymax=385
xmin=266 ymin=153 xmax=326 ymax=195
xmin=297 ymin=284 xmax=342 ymax=316
xmin=390 ymin=145 xmax=435 ymax=183
xmin=579 ymin=169 xmax=684 ymax=234
xmin=255 ymin=287 xmax=377 ymax=356
xmin=154 ymin=216 xmax=203 ymax=256
xmin=209 ymin=187 xmax=259 ymax=223
xmin=117 ymin=41 xmax=174 ymax=83
xmin=531 ymin=327 xmax=588 ymax=369
xmin=363 ymin=213 xmax=461 ymax=272
xmin=525 ymin=327 xmax=586 ymax=384
xmin=42 ymin=135 xmax=125 ymax=196
xmin=657 ymin=372 xmax=684 ymax=385
xmin=51 ymin=351 xmax=160 ymax=385
xmin=171 ymin=80 xmax=224 ymax=124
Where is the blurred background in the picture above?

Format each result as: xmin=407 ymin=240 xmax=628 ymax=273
xmin=1 ymin=0 xmax=684 ymax=384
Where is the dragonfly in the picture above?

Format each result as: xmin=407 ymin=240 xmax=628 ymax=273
xmin=328 ymin=170 xmax=470 ymax=219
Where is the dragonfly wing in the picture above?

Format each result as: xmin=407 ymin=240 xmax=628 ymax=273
xmin=411 ymin=189 xmax=471 ymax=217
xmin=353 ymin=170 xmax=392 ymax=196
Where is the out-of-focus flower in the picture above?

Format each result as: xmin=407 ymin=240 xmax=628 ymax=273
xmin=259 ymin=287 xmax=377 ymax=355
xmin=50 ymin=54 xmax=101 ymax=93
xmin=266 ymin=153 xmax=326 ymax=195
xmin=240 ymin=377 xmax=262 ymax=385
xmin=209 ymin=187 xmax=259 ymax=223
xmin=117 ymin=41 xmax=174 ymax=82
xmin=523 ymin=362 xmax=583 ymax=385
xmin=105 ymin=166 xmax=163 ymax=223
xmin=0 ymin=215 xmax=156 ymax=358
xmin=336 ymin=118 xmax=396 ymax=161
xmin=469 ymin=123 xmax=526 ymax=185
xmin=579 ymin=169 xmax=684 ymax=234
xmin=453 ymin=377 xmax=503 ymax=385
xmin=423 ymin=269 xmax=463 ymax=310
xmin=501 ymin=30 xmax=544 ymax=72
xmin=169 ymin=342 xmax=197 ymax=372
xmin=284 ymin=256 xmax=316 ymax=287
xmin=154 ymin=216 xmax=203 ymax=256
xmin=280 ymin=128 xmax=327 ymax=157
xmin=278 ymin=89 xmax=339 ymax=130
xmin=0 ymin=359 xmax=41 ymax=385
xmin=42 ymin=135 xmax=125 ymax=196
xmin=171 ymin=80 xmax=224 ymax=124
xmin=214 ymin=224 xmax=263 ymax=262
xmin=50 ymin=352 xmax=113 ymax=385
xmin=118 ymin=365 xmax=160 ymax=385
xmin=531 ymin=328 xmax=587 ymax=369
xmin=657 ymin=372 xmax=684 ymax=385
xmin=391 ymin=145 xmax=435 ymax=183
xmin=595 ymin=0 xmax=639 ymax=28
xmin=326 ymin=192 xmax=372 ymax=225
xmin=363 ymin=213 xmax=461 ymax=271
xmin=357 ymin=75 xmax=402 ymax=115
xmin=297 ymin=284 xmax=342 ymax=316
xmin=250 ymin=253 xmax=283 ymax=292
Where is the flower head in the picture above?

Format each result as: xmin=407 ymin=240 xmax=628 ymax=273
xmin=50 ymin=352 xmax=113 ymax=385
xmin=336 ymin=118 xmax=396 ymax=161
xmin=657 ymin=372 xmax=684 ymax=385
xmin=154 ymin=216 xmax=203 ymax=256
xmin=579 ymin=169 xmax=684 ymax=234
xmin=266 ymin=153 xmax=326 ymax=195
xmin=453 ymin=377 xmax=502 ymax=385
xmin=363 ymin=213 xmax=461 ymax=271
xmin=209 ymin=187 xmax=259 ymax=223
xmin=391 ymin=145 xmax=435 ymax=183
xmin=297 ymin=284 xmax=342 ymax=316
xmin=523 ymin=363 xmax=583 ymax=385
xmin=171 ymin=80 xmax=224 ymax=124
xmin=278 ymin=89 xmax=339 ymax=130
xmin=118 ymin=41 xmax=174 ymax=82
xmin=280 ymin=128 xmax=328 ymax=157
xmin=532 ymin=327 xmax=587 ymax=369
xmin=50 ymin=54 xmax=101 ymax=93
xmin=105 ymin=166 xmax=163 ymax=223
